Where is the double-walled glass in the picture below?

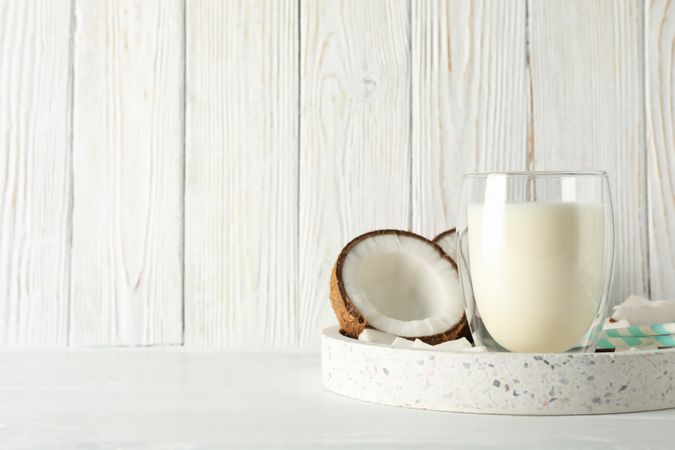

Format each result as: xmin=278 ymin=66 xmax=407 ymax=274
xmin=457 ymin=172 xmax=614 ymax=353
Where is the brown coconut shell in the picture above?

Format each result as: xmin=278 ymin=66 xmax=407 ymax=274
xmin=432 ymin=228 xmax=456 ymax=245
xmin=329 ymin=229 xmax=471 ymax=344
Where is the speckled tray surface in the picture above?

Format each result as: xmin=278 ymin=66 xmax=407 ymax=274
xmin=321 ymin=326 xmax=675 ymax=415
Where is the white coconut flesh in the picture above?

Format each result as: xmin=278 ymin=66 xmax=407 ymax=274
xmin=341 ymin=233 xmax=464 ymax=338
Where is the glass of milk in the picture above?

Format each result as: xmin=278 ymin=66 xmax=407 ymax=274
xmin=457 ymin=172 xmax=614 ymax=353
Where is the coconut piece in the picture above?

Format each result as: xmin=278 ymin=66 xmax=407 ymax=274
xmin=391 ymin=337 xmax=434 ymax=350
xmin=391 ymin=337 xmax=416 ymax=349
xmin=390 ymin=337 xmax=485 ymax=352
xmin=358 ymin=328 xmax=397 ymax=345
xmin=612 ymin=295 xmax=675 ymax=325
xmin=330 ymin=229 xmax=469 ymax=344
xmin=617 ymin=345 xmax=660 ymax=353
xmin=432 ymin=228 xmax=457 ymax=261
xmin=463 ymin=345 xmax=488 ymax=352
xmin=603 ymin=318 xmax=630 ymax=330
xmin=432 ymin=337 xmax=473 ymax=352
xmin=412 ymin=339 xmax=433 ymax=349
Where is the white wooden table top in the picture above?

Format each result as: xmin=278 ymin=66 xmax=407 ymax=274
xmin=0 ymin=351 xmax=672 ymax=449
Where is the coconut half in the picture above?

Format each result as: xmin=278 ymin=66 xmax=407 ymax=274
xmin=432 ymin=228 xmax=457 ymax=261
xmin=330 ymin=229 xmax=469 ymax=345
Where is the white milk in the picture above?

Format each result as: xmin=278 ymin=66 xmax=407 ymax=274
xmin=468 ymin=202 xmax=605 ymax=352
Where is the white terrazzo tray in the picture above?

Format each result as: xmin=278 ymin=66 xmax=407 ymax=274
xmin=321 ymin=326 xmax=675 ymax=415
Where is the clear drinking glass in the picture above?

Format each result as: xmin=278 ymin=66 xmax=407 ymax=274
xmin=457 ymin=171 xmax=614 ymax=353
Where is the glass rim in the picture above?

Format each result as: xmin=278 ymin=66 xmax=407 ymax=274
xmin=463 ymin=170 xmax=607 ymax=178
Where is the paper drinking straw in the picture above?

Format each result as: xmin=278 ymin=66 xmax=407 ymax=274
xmin=596 ymin=335 xmax=675 ymax=349
xmin=602 ymin=322 xmax=675 ymax=338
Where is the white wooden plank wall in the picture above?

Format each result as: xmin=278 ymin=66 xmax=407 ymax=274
xmin=646 ymin=0 xmax=675 ymax=300
xmin=0 ymin=1 xmax=72 ymax=346
xmin=70 ymin=0 xmax=184 ymax=346
xmin=185 ymin=0 xmax=298 ymax=349
xmin=0 ymin=0 xmax=673 ymax=348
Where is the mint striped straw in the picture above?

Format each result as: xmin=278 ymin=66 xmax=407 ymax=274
xmin=597 ymin=322 xmax=675 ymax=349
xmin=603 ymin=322 xmax=675 ymax=338
xmin=597 ymin=335 xmax=675 ymax=350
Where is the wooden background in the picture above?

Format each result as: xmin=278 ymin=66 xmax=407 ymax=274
xmin=0 ymin=0 xmax=672 ymax=349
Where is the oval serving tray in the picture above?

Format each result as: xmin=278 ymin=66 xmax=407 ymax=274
xmin=321 ymin=326 xmax=675 ymax=415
